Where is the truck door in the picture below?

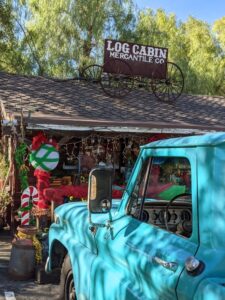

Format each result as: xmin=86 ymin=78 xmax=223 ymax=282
xmin=90 ymin=149 xmax=198 ymax=300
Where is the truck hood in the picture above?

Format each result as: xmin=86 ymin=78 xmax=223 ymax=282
xmin=53 ymin=200 xmax=121 ymax=249
xmin=54 ymin=199 xmax=121 ymax=218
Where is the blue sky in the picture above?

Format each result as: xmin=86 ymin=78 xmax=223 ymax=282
xmin=134 ymin=0 xmax=225 ymax=24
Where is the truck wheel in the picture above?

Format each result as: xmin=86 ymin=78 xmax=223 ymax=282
xmin=58 ymin=255 xmax=76 ymax=300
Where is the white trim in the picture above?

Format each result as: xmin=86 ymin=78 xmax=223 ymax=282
xmin=27 ymin=123 xmax=215 ymax=134
xmin=2 ymin=119 xmax=18 ymax=126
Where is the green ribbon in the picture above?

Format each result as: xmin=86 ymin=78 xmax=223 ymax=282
xmin=29 ymin=144 xmax=58 ymax=172
xmin=18 ymin=203 xmax=33 ymax=212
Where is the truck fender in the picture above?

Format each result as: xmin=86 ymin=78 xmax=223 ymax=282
xmin=49 ymin=237 xmax=96 ymax=300
xmin=193 ymin=278 xmax=225 ymax=300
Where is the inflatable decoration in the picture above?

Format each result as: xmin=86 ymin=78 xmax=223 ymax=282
xmin=29 ymin=132 xmax=59 ymax=209
xmin=29 ymin=144 xmax=59 ymax=172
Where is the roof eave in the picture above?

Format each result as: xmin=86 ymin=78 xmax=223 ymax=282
xmin=24 ymin=115 xmax=225 ymax=133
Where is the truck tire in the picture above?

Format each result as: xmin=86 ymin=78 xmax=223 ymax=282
xmin=58 ymin=255 xmax=76 ymax=300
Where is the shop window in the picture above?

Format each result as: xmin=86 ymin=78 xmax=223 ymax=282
xmin=128 ymin=157 xmax=192 ymax=238
xmin=47 ymin=136 xmax=146 ymax=204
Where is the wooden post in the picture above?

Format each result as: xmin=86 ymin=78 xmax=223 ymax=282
xmin=36 ymin=215 xmax=40 ymax=230
xmin=9 ymin=135 xmax=18 ymax=235
xmin=51 ymin=201 xmax=55 ymax=223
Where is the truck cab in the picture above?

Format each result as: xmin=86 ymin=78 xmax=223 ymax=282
xmin=46 ymin=132 xmax=225 ymax=300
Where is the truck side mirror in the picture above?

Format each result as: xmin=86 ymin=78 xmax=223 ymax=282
xmin=88 ymin=168 xmax=113 ymax=213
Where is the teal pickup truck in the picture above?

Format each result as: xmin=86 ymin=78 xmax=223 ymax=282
xmin=46 ymin=132 xmax=225 ymax=300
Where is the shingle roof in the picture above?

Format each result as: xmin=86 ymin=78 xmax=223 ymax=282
xmin=0 ymin=71 xmax=225 ymax=132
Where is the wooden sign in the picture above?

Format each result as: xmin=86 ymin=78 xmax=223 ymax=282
xmin=104 ymin=39 xmax=168 ymax=79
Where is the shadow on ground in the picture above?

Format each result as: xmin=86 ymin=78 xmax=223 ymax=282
xmin=0 ymin=230 xmax=59 ymax=300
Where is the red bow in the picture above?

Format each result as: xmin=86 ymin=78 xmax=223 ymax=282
xmin=31 ymin=132 xmax=58 ymax=150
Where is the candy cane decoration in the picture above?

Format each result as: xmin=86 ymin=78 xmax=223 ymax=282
xmin=21 ymin=186 xmax=39 ymax=225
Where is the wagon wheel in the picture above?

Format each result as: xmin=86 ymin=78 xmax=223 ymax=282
xmin=134 ymin=76 xmax=151 ymax=92
xmin=82 ymin=64 xmax=103 ymax=83
xmin=151 ymin=62 xmax=184 ymax=102
xmin=100 ymin=58 xmax=134 ymax=98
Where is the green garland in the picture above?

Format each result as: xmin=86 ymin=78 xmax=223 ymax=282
xmin=15 ymin=143 xmax=29 ymax=191
xmin=15 ymin=143 xmax=37 ymax=225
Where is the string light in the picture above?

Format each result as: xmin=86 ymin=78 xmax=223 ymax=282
xmin=59 ymin=133 xmax=149 ymax=148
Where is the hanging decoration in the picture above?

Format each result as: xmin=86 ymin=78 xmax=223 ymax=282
xmin=29 ymin=132 xmax=59 ymax=209
xmin=92 ymin=140 xmax=105 ymax=164
xmin=62 ymin=143 xmax=79 ymax=170
xmin=80 ymin=137 xmax=96 ymax=171
xmin=65 ymin=143 xmax=77 ymax=164
xmin=20 ymin=186 xmax=39 ymax=225
xmin=123 ymin=140 xmax=134 ymax=164
xmin=105 ymin=139 xmax=113 ymax=167
xmin=30 ymin=144 xmax=59 ymax=171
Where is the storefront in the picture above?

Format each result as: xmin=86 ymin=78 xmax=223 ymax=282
xmin=0 ymin=121 xmax=178 ymax=230
xmin=25 ymin=128 xmax=173 ymax=207
xmin=0 ymin=71 xmax=224 ymax=230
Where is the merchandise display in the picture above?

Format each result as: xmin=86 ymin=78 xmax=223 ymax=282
xmin=15 ymin=132 xmax=172 ymax=226
xmin=37 ymin=134 xmax=151 ymax=204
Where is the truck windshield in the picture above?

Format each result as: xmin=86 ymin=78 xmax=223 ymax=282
xmin=128 ymin=156 xmax=192 ymax=237
xmin=146 ymin=157 xmax=191 ymax=201
xmin=127 ymin=157 xmax=192 ymax=238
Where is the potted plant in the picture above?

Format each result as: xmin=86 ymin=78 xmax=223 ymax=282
xmin=0 ymin=190 xmax=11 ymax=229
